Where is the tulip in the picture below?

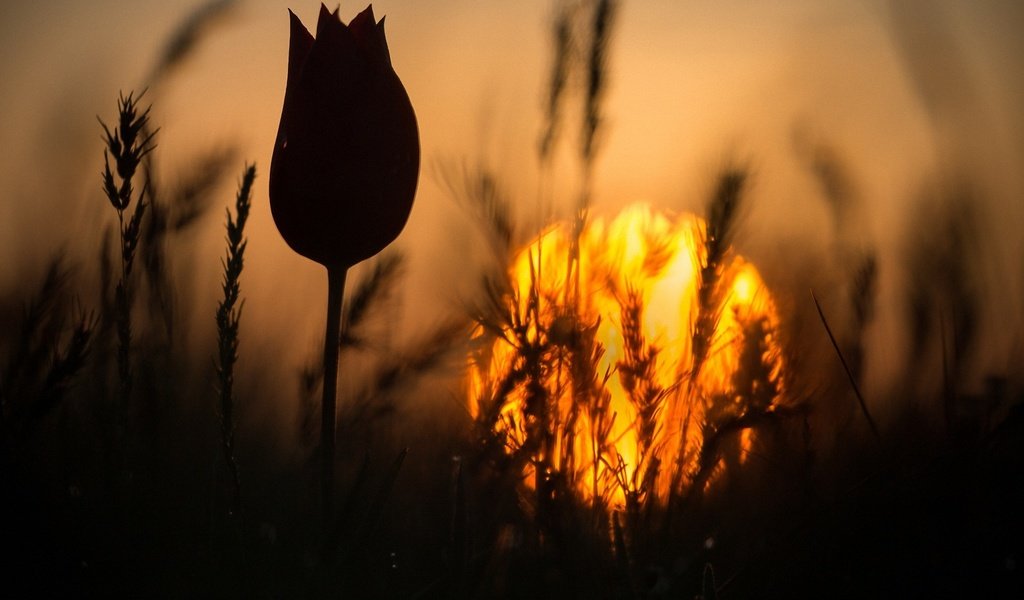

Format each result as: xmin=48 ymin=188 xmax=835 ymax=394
xmin=270 ymin=3 xmax=419 ymax=516
xmin=270 ymin=3 xmax=419 ymax=269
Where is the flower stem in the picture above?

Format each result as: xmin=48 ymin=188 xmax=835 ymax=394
xmin=322 ymin=266 xmax=347 ymax=519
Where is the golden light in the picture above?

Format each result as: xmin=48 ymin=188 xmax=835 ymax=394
xmin=469 ymin=203 xmax=784 ymax=510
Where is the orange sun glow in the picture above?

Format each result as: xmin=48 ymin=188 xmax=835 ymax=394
xmin=468 ymin=203 xmax=784 ymax=509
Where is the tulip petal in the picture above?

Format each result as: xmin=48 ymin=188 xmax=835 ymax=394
xmin=376 ymin=16 xmax=391 ymax=66
xmin=307 ymin=2 xmax=360 ymax=87
xmin=317 ymin=4 xmax=345 ymax=40
xmin=348 ymin=5 xmax=376 ymax=35
xmin=349 ymin=5 xmax=390 ymax=66
xmin=317 ymin=3 xmax=335 ymax=27
xmin=286 ymin=10 xmax=315 ymax=90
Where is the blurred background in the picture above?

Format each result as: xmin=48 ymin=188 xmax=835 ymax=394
xmin=2 ymin=0 xmax=1023 ymax=427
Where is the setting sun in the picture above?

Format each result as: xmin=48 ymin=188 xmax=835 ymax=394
xmin=468 ymin=203 xmax=784 ymax=508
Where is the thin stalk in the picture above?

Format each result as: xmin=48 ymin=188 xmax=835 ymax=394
xmin=215 ymin=163 xmax=254 ymax=518
xmin=322 ymin=266 xmax=347 ymax=518
xmin=811 ymin=291 xmax=881 ymax=444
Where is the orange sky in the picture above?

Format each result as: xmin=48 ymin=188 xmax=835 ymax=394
xmin=2 ymin=1 xmax=1023 ymax=407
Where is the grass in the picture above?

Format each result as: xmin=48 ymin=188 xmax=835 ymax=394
xmin=1 ymin=2 xmax=1023 ymax=598
xmin=214 ymin=163 xmax=255 ymax=518
xmin=99 ymin=90 xmax=155 ymax=419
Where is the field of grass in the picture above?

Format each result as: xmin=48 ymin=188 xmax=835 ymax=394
xmin=2 ymin=1 xmax=1023 ymax=598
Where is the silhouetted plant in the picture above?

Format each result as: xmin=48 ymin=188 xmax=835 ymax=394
xmin=269 ymin=5 xmax=420 ymax=518
xmin=145 ymin=0 xmax=238 ymax=87
xmin=99 ymin=91 xmax=156 ymax=432
xmin=616 ymin=288 xmax=673 ymax=510
xmin=812 ymin=291 xmax=881 ymax=443
xmin=143 ymin=145 xmax=239 ymax=340
xmin=0 ymin=257 xmax=96 ymax=444
xmin=581 ymin=0 xmax=617 ymax=172
xmin=538 ymin=0 xmax=576 ymax=163
xmin=214 ymin=163 xmax=255 ymax=517
xmin=691 ymin=169 xmax=745 ymax=381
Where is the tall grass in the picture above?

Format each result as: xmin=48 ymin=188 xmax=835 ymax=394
xmin=0 ymin=259 xmax=96 ymax=444
xmin=214 ymin=163 xmax=255 ymax=517
xmin=1 ymin=2 xmax=1022 ymax=597
xmin=99 ymin=91 xmax=155 ymax=416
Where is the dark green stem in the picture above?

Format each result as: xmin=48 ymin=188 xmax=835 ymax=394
xmin=322 ymin=266 xmax=347 ymax=519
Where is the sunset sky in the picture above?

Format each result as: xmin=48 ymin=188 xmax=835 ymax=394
xmin=2 ymin=0 xmax=1023 ymax=402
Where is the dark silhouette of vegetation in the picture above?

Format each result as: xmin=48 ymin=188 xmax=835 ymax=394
xmin=0 ymin=2 xmax=1022 ymax=598
xmin=214 ymin=163 xmax=255 ymax=518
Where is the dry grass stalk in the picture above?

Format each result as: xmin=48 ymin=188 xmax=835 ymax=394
xmin=581 ymin=0 xmax=617 ymax=170
xmin=691 ymin=169 xmax=745 ymax=380
xmin=99 ymin=91 xmax=156 ymax=415
xmin=143 ymin=146 xmax=238 ymax=340
xmin=846 ymin=253 xmax=877 ymax=386
xmin=1 ymin=257 xmax=96 ymax=442
xmin=33 ymin=302 xmax=97 ymax=427
xmin=538 ymin=0 xmax=577 ymax=163
xmin=1 ymin=259 xmax=70 ymax=406
xmin=214 ymin=163 xmax=255 ymax=517
xmin=812 ymin=291 xmax=881 ymax=443
xmin=665 ymin=169 xmax=748 ymax=499
xmin=470 ymin=248 xmax=631 ymax=516
xmin=340 ymin=253 xmax=404 ymax=350
xmin=340 ymin=319 xmax=467 ymax=434
xmin=691 ymin=316 xmax=787 ymax=496
xmin=146 ymin=0 xmax=237 ymax=87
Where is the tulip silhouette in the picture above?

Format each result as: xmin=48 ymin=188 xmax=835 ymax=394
xmin=270 ymin=3 xmax=419 ymax=517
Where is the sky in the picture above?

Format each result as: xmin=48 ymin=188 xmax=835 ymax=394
xmin=2 ymin=0 xmax=1023 ymax=407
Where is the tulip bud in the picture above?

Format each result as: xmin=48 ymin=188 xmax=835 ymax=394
xmin=270 ymin=4 xmax=419 ymax=270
